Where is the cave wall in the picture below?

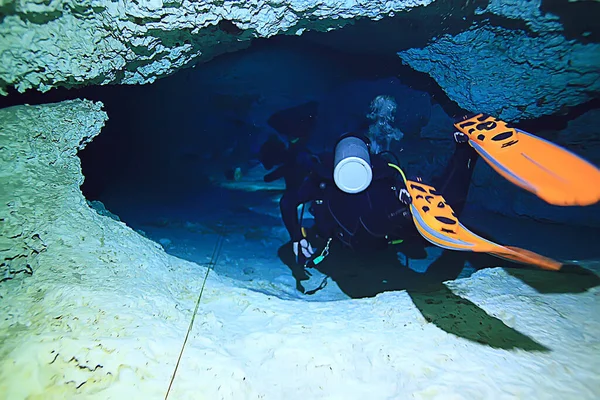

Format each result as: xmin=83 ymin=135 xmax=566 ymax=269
xmin=398 ymin=21 xmax=600 ymax=121
xmin=0 ymin=0 xmax=431 ymax=95
xmin=2 ymin=0 xmax=598 ymax=121
xmin=0 ymin=100 xmax=107 ymax=280
xmin=0 ymin=99 xmax=227 ymax=397
xmin=301 ymin=0 xmax=600 ymax=121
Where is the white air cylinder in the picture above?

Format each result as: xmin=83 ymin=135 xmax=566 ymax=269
xmin=333 ymin=136 xmax=372 ymax=194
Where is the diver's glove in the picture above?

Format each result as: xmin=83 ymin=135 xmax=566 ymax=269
xmin=398 ymin=188 xmax=412 ymax=205
xmin=454 ymin=131 xmax=469 ymax=144
xmin=293 ymin=238 xmax=315 ymax=265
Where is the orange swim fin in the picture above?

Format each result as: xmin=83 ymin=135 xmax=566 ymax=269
xmin=454 ymin=114 xmax=600 ymax=206
xmin=405 ymin=180 xmax=562 ymax=271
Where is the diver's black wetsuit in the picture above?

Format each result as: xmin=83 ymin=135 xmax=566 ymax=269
xmin=261 ymin=139 xmax=318 ymax=236
xmin=281 ymin=141 xmax=479 ymax=252
xmin=263 ymin=141 xmax=315 ymax=192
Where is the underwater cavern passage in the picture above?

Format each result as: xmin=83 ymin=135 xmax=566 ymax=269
xmin=1 ymin=1 xmax=600 ymax=399
xmin=6 ymin=34 xmax=598 ymax=297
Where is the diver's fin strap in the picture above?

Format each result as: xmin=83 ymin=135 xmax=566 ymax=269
xmin=454 ymin=114 xmax=520 ymax=151
xmin=303 ymin=275 xmax=330 ymax=295
xmin=405 ymin=179 xmax=562 ymax=271
xmin=454 ymin=113 xmax=600 ymax=206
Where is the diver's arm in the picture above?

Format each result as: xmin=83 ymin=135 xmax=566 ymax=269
xmin=385 ymin=171 xmax=415 ymax=235
xmin=394 ymin=178 xmax=413 ymax=219
xmin=280 ymin=193 xmax=303 ymax=242
xmin=264 ymin=165 xmax=286 ymax=182
xmin=430 ymin=134 xmax=478 ymax=217
xmin=280 ymin=175 xmax=321 ymax=242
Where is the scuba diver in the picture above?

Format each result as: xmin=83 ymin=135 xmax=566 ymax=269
xmin=274 ymin=113 xmax=600 ymax=272
xmin=281 ymin=130 xmax=476 ymax=264
xmin=258 ymin=100 xmax=320 ymax=227
xmin=259 ymin=134 xmax=315 ymax=192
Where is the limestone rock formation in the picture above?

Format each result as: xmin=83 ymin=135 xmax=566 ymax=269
xmin=398 ymin=0 xmax=600 ymax=121
xmin=0 ymin=99 xmax=213 ymax=396
xmin=2 ymin=0 xmax=597 ymax=121
xmin=0 ymin=99 xmax=105 ymax=280
xmin=399 ymin=25 xmax=600 ymax=121
xmin=0 ymin=0 xmax=431 ymax=95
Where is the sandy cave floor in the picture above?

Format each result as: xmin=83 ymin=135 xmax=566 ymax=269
xmin=95 ymin=165 xmax=600 ymax=396
xmin=2 ymin=164 xmax=600 ymax=399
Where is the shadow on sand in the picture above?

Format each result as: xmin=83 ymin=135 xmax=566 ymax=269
xmin=278 ymin=232 xmax=599 ymax=352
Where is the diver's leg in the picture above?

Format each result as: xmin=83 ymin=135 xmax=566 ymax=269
xmin=280 ymin=174 xmax=322 ymax=242
xmin=431 ymin=140 xmax=479 ymax=217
